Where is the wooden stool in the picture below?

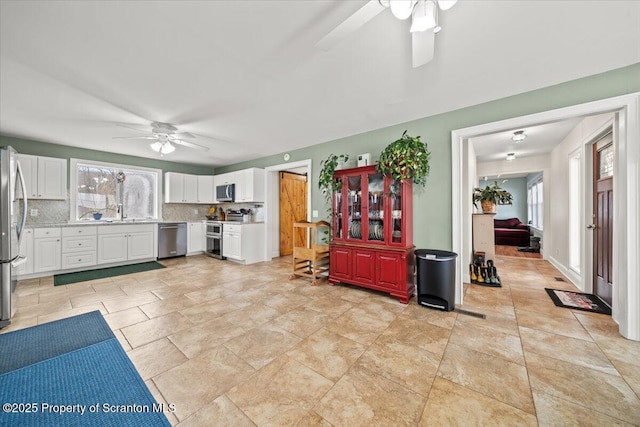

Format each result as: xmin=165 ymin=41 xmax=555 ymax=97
xmin=289 ymin=221 xmax=330 ymax=285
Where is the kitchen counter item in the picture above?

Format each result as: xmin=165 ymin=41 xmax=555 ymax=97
xmin=158 ymin=223 xmax=187 ymax=259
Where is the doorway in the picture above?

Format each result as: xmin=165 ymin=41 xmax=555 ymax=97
xmin=452 ymin=93 xmax=640 ymax=341
xmin=279 ymin=171 xmax=308 ymax=256
xmin=264 ymin=159 xmax=312 ymax=260
xmin=592 ymin=131 xmax=614 ymax=306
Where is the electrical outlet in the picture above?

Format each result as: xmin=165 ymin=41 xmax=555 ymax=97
xmin=194 ymin=209 xmax=198 ymax=215
xmin=312 ymin=210 xmax=319 ymax=218
xmin=30 ymin=208 xmax=38 ymax=217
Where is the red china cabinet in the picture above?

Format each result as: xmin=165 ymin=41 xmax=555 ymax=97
xmin=329 ymin=164 xmax=415 ymax=303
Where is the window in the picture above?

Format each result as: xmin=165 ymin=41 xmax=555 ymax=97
xmin=568 ymin=151 xmax=581 ymax=273
xmin=527 ymin=175 xmax=543 ymax=229
xmin=70 ymin=159 xmax=161 ymax=221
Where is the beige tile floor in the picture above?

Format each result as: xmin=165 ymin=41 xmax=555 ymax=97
xmin=4 ymin=254 xmax=640 ymax=426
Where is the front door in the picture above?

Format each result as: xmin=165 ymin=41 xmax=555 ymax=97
xmin=592 ymin=133 xmax=613 ymax=306
xmin=279 ymin=172 xmax=307 ymax=256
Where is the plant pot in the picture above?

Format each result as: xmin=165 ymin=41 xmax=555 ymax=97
xmin=481 ymin=200 xmax=496 ymax=214
xmin=92 ymin=212 xmax=103 ymax=220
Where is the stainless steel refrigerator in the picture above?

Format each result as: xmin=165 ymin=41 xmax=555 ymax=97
xmin=0 ymin=146 xmax=27 ymax=328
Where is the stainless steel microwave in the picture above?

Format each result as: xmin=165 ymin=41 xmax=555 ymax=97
xmin=216 ymin=183 xmax=234 ymax=202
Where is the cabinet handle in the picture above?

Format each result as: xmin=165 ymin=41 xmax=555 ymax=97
xmin=78 ymin=259 xmax=81 ymax=262
xmin=56 ymin=239 xmax=60 ymax=242
xmin=38 ymin=194 xmax=42 ymax=197
xmin=78 ymin=243 xmax=82 ymax=246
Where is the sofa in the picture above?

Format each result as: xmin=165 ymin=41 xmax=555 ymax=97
xmin=494 ymin=218 xmax=531 ymax=246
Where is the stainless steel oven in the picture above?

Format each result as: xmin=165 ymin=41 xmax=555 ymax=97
xmin=205 ymin=221 xmax=225 ymax=259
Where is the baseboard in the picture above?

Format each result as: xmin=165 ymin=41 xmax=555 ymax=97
xmin=547 ymin=255 xmax=582 ymax=291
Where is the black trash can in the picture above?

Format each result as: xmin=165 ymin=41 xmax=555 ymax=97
xmin=415 ymin=249 xmax=458 ymax=311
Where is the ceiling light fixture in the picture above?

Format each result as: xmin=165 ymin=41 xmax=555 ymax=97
xmin=410 ymin=0 xmax=436 ymax=33
xmin=150 ymin=141 xmax=176 ymax=155
xmin=506 ymin=153 xmax=516 ymax=161
xmin=512 ymin=130 xmax=526 ymax=143
xmin=389 ymin=0 xmax=417 ymax=20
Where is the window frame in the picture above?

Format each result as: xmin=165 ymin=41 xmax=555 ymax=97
xmin=527 ymin=173 xmax=544 ymax=230
xmin=70 ymin=158 xmax=163 ymax=222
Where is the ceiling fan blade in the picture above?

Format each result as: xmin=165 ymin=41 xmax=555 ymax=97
xmin=170 ymin=132 xmax=195 ymax=139
xmin=171 ymin=139 xmax=209 ymax=152
xmin=112 ymin=135 xmax=158 ymax=140
xmin=116 ymin=123 xmax=153 ymax=133
xmin=316 ymin=0 xmax=386 ymax=51
xmin=411 ymin=29 xmax=435 ymax=68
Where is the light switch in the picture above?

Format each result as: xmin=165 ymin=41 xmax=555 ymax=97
xmin=312 ymin=210 xmax=319 ymax=218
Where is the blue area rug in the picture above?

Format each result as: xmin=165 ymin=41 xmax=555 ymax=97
xmin=0 ymin=311 xmax=171 ymax=426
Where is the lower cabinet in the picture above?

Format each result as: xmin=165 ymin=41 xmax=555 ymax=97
xmin=222 ymin=223 xmax=265 ymax=264
xmin=97 ymin=224 xmax=155 ymax=264
xmin=188 ymin=221 xmax=206 ymax=254
xmin=329 ymin=244 xmax=415 ymax=303
xmin=61 ymin=226 xmax=97 ymax=270
xmin=19 ymin=224 xmax=157 ymax=278
xmin=34 ymin=228 xmax=61 ymax=273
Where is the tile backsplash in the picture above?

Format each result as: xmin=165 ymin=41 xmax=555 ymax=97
xmin=22 ymin=198 xmax=261 ymax=225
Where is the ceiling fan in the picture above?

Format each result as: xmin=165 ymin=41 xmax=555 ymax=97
xmin=113 ymin=121 xmax=210 ymax=155
xmin=316 ymin=0 xmax=458 ymax=68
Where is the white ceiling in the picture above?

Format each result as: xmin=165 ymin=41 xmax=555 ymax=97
xmin=1 ymin=1 xmax=639 ymax=167
xmin=471 ymin=118 xmax=582 ymax=163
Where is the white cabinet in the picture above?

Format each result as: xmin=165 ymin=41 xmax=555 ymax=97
xmin=166 ymin=172 xmax=212 ymax=204
xmin=222 ymin=225 xmax=241 ymax=260
xmin=197 ymin=176 xmax=215 ymax=204
xmin=61 ymin=226 xmax=97 ymax=270
xmin=222 ymin=223 xmax=265 ymax=264
xmin=17 ymin=154 xmax=67 ymax=200
xmin=472 ymin=213 xmax=496 ymax=262
xmin=33 ymin=228 xmax=61 ymax=273
xmin=235 ymin=168 xmax=265 ymax=203
xmin=188 ymin=221 xmax=206 ymax=254
xmin=165 ymin=172 xmax=197 ymax=203
xmin=16 ymin=229 xmax=34 ymax=276
xmin=98 ymin=224 xmax=156 ymax=264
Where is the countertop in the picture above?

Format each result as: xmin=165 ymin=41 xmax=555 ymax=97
xmin=24 ymin=220 xmax=265 ymax=229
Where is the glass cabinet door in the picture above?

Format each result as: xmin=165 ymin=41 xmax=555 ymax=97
xmin=333 ymin=177 xmax=343 ymax=239
xmin=347 ymin=175 xmax=362 ymax=240
xmin=389 ymin=180 xmax=403 ymax=244
xmin=367 ymin=172 xmax=384 ymax=242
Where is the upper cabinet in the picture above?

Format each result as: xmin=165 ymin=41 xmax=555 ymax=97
xmin=17 ymin=154 xmax=67 ymax=200
xmin=214 ymin=168 xmax=265 ymax=203
xmin=196 ymin=176 xmax=215 ymax=204
xmin=165 ymin=172 xmax=198 ymax=203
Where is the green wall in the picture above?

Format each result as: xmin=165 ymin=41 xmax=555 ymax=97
xmin=479 ymin=178 xmax=527 ymax=221
xmin=0 ymin=135 xmax=216 ymax=177
xmin=217 ymin=63 xmax=640 ymax=250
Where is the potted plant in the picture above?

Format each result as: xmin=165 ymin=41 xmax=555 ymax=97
xmin=318 ymin=153 xmax=349 ymax=205
xmin=376 ymin=131 xmax=430 ymax=187
xmin=472 ymin=180 xmax=513 ymax=213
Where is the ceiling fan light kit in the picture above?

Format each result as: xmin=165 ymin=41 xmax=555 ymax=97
xmin=150 ymin=141 xmax=176 ymax=155
xmin=410 ymin=0 xmax=437 ymax=33
xmin=319 ymin=0 xmax=458 ymax=68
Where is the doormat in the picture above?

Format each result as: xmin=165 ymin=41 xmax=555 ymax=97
xmin=0 ymin=311 xmax=170 ymax=426
xmin=54 ymin=261 xmax=165 ymax=286
xmin=545 ymin=288 xmax=611 ymax=315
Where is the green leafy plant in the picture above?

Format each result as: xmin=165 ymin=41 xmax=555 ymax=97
xmin=472 ymin=180 xmax=513 ymax=211
xmin=376 ymin=131 xmax=430 ymax=186
xmin=318 ymin=153 xmax=349 ymax=205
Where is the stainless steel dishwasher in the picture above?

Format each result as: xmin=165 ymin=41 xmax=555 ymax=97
xmin=158 ymin=222 xmax=187 ymax=259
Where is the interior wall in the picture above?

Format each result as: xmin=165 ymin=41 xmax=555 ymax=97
xmin=0 ymin=135 xmax=216 ymax=175
xmin=478 ymin=177 xmax=527 ymax=220
xmin=548 ymin=112 xmax=614 ymax=288
xmin=217 ymin=63 xmax=640 ymax=253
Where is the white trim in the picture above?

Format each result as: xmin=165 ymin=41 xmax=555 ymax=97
xmin=548 ymin=255 xmax=581 ymax=289
xmin=264 ymin=159 xmax=312 ymax=259
xmin=69 ymin=158 xmax=163 ymax=222
xmin=452 ymin=92 xmax=640 ymax=341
